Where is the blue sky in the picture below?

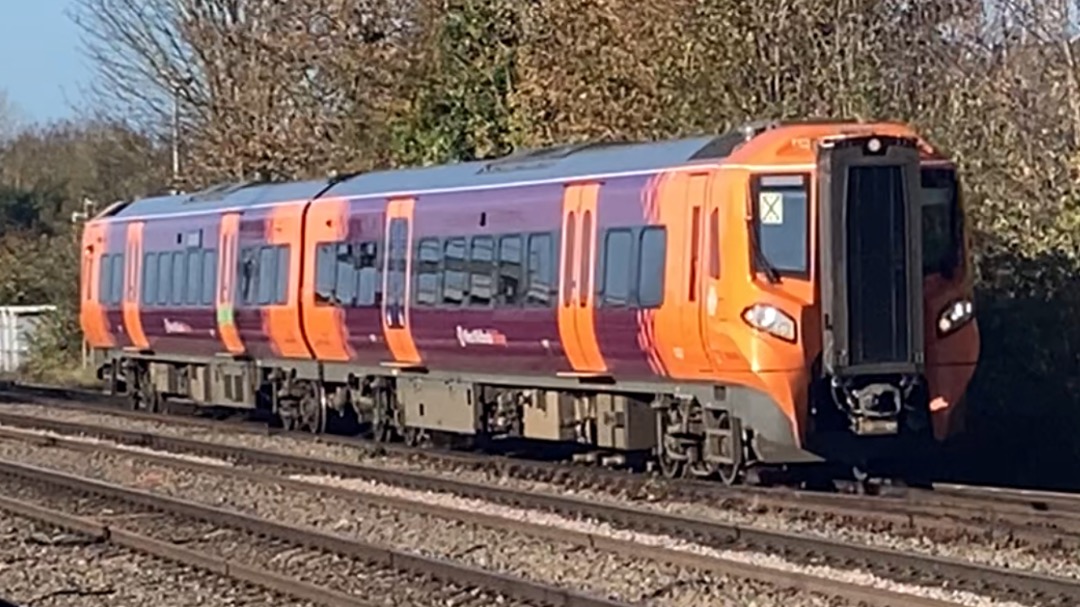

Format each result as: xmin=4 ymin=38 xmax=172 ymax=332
xmin=0 ymin=0 xmax=85 ymax=124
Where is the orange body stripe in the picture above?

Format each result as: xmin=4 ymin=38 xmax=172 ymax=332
xmin=265 ymin=203 xmax=312 ymax=359
xmin=381 ymin=198 xmax=421 ymax=365
xmin=216 ymin=213 xmax=245 ymax=355
xmin=302 ymin=198 xmax=351 ymax=361
xmin=122 ymin=222 xmax=149 ymax=350
xmin=79 ymin=222 xmax=114 ymax=349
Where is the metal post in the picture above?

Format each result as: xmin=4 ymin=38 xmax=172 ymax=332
xmin=171 ymin=83 xmax=180 ymax=185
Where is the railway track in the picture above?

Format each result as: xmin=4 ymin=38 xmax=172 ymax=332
xmin=0 ymin=401 xmax=1073 ymax=606
xmin=0 ymin=458 xmax=634 ymax=607
xmin=3 ymin=381 xmax=1080 ymax=546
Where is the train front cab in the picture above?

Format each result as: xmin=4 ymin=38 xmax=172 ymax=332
xmin=699 ymin=125 xmax=979 ymax=479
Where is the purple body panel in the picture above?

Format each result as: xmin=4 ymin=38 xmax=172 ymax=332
xmin=593 ymin=175 xmax=656 ymax=380
xmin=408 ymin=184 xmax=567 ymax=376
xmin=103 ymin=222 xmax=131 ymax=349
xmin=141 ymin=215 xmax=221 ymax=357
xmin=340 ymin=203 xmax=393 ymax=366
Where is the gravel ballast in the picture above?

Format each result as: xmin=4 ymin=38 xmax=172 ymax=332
xmin=0 ymin=428 xmax=1038 ymax=607
xmin=0 ymin=403 xmax=1072 ymax=584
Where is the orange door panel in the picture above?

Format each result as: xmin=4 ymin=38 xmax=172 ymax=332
xmin=557 ymin=183 xmax=607 ymax=376
xmin=266 ymin=203 xmax=312 ymax=359
xmin=216 ymin=213 xmax=245 ymax=355
xmin=302 ymin=198 xmax=351 ymax=361
xmin=80 ymin=222 xmax=114 ymax=348
xmin=122 ymin=222 xmax=149 ymax=351
xmin=651 ymin=171 xmax=716 ymax=379
xmin=381 ymin=198 xmax=421 ymax=366
xmin=699 ymin=172 xmax=744 ymax=369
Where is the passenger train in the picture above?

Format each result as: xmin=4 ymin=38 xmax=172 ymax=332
xmin=79 ymin=120 xmax=980 ymax=485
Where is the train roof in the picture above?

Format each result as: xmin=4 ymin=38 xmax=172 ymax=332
xmin=100 ymin=130 xmax=750 ymax=220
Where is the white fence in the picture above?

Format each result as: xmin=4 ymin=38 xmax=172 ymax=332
xmin=0 ymin=305 xmax=56 ymax=373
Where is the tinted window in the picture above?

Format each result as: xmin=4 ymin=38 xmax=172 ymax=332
xmin=315 ymin=243 xmax=337 ymax=305
xmin=443 ymin=237 xmax=467 ymax=305
xmin=921 ymin=168 xmax=959 ymax=276
xmin=602 ymin=229 xmax=632 ymax=306
xmin=112 ymin=254 xmax=125 ymax=304
xmin=754 ymin=174 xmax=808 ymax=274
xmin=276 ymin=246 xmax=289 ymax=304
xmin=238 ymin=247 xmax=257 ymax=305
xmin=334 ymin=243 xmax=357 ymax=306
xmin=257 ymin=246 xmax=276 ymax=305
xmin=416 ymin=238 xmax=440 ymax=306
xmin=498 ymin=235 xmax=523 ymax=305
xmin=469 ymin=236 xmax=494 ymax=306
xmin=98 ymin=254 xmax=111 ymax=304
xmin=157 ymin=252 xmax=172 ymax=305
xmin=171 ymin=251 xmax=186 ymax=305
xmin=527 ymin=233 xmax=554 ymax=307
xmin=185 ymin=249 xmax=201 ymax=305
xmin=356 ymin=242 xmax=380 ymax=306
xmin=638 ymin=227 xmax=666 ymax=307
xmin=579 ymin=212 xmax=593 ymax=308
xmin=201 ymin=250 xmax=217 ymax=305
xmin=142 ymin=252 xmax=156 ymax=305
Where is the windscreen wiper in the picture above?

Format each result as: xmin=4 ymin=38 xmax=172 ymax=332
xmin=749 ymin=230 xmax=781 ymax=284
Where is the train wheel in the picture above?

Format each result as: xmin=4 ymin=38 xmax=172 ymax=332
xmin=293 ymin=383 xmax=326 ymax=434
xmin=657 ymin=451 xmax=686 ymax=478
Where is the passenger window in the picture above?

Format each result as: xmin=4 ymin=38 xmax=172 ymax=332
xmin=314 ymin=243 xmax=337 ymax=305
xmin=637 ymin=227 xmax=666 ymax=307
xmin=98 ymin=254 xmax=111 ymax=304
xmin=238 ymin=247 xmax=258 ymax=306
xmin=334 ymin=243 xmax=357 ymax=306
xmin=276 ymin=246 xmax=289 ymax=304
xmin=416 ymin=238 xmax=440 ymax=306
xmin=602 ymin=229 xmax=633 ymax=307
xmin=142 ymin=252 xmax=156 ymax=306
xmin=257 ymin=246 xmax=276 ymax=305
xmin=468 ymin=236 xmax=494 ymax=306
xmin=185 ymin=249 xmax=201 ymax=305
xmin=443 ymin=237 xmax=467 ymax=305
xmin=579 ymin=212 xmax=593 ymax=308
xmin=498 ymin=235 xmax=523 ymax=305
xmin=171 ymin=251 xmax=186 ymax=306
xmin=355 ymin=242 xmax=381 ymax=306
xmin=112 ymin=254 xmax=125 ymax=304
xmin=527 ymin=233 xmax=554 ymax=307
xmin=201 ymin=250 xmax=217 ymax=306
xmin=157 ymin=252 xmax=172 ymax=306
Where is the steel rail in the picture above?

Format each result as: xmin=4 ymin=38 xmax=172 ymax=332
xmin=0 ymin=493 xmax=373 ymax=607
xmin=4 ymin=380 xmax=1080 ymax=539
xmin=0 ymin=424 xmax=962 ymax=607
xmin=0 ymin=417 xmax=1074 ymax=606
xmin=0 ymin=458 xmax=634 ymax=607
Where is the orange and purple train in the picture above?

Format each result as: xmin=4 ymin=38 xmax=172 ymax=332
xmin=79 ymin=120 xmax=980 ymax=485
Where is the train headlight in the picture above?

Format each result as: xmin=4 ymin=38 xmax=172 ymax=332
xmin=742 ymin=304 xmax=797 ymax=343
xmin=937 ymin=298 xmax=974 ymax=336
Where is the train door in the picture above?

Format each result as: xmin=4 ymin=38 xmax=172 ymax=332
xmin=123 ymin=222 xmax=149 ymax=351
xmin=215 ymin=213 xmax=245 ymax=355
xmin=651 ymin=171 xmax=714 ymax=378
xmin=381 ymin=198 xmax=421 ymax=366
xmin=697 ymin=171 xmax=733 ymax=366
xmin=558 ymin=183 xmax=607 ymax=376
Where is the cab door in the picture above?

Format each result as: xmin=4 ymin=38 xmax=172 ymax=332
xmin=557 ymin=183 xmax=607 ymax=376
